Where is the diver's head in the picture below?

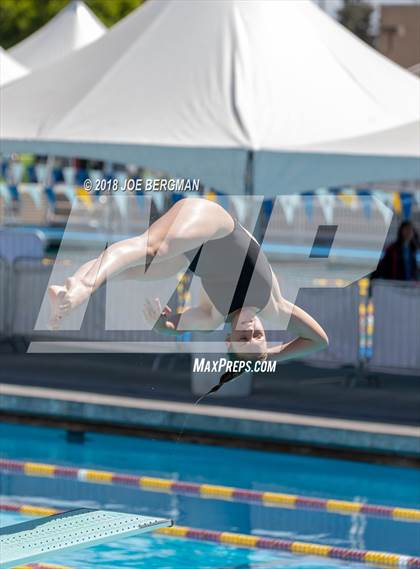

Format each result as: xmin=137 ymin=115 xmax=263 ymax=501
xmin=225 ymin=307 xmax=268 ymax=360
xmin=198 ymin=308 xmax=268 ymax=399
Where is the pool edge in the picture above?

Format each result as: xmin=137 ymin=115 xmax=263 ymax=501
xmin=0 ymin=383 xmax=419 ymax=464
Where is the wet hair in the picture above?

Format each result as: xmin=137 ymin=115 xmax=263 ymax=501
xmin=206 ymin=351 xmax=268 ymax=396
xmin=192 ymin=342 xmax=269 ymax=405
xmin=193 ymin=311 xmax=268 ymax=399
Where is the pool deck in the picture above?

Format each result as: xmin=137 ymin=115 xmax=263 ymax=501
xmin=1 ymin=381 xmax=419 ymax=458
xmin=0 ymin=351 xmax=419 ymax=460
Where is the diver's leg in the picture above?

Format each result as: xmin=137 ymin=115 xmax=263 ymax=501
xmin=67 ymin=199 xmax=230 ymax=300
xmin=48 ymin=255 xmax=189 ymax=329
xmin=113 ymin=254 xmax=189 ymax=281
xmin=50 ymin=198 xmax=230 ymax=323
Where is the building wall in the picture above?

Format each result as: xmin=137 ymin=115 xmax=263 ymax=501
xmin=377 ymin=5 xmax=420 ymax=68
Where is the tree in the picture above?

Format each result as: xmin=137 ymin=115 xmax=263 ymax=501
xmin=0 ymin=0 xmax=144 ymax=50
xmin=85 ymin=0 xmax=144 ymax=28
xmin=338 ymin=0 xmax=375 ymax=46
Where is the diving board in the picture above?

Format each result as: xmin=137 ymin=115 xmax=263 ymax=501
xmin=0 ymin=508 xmax=171 ymax=568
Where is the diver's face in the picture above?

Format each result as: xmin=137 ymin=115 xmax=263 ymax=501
xmin=227 ymin=309 xmax=267 ymax=358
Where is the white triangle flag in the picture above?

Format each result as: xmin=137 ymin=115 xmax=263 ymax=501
xmin=11 ymin=162 xmax=25 ymax=184
xmin=88 ymin=169 xmax=103 ymax=189
xmin=63 ymin=166 xmax=76 ymax=185
xmin=230 ymin=196 xmax=248 ymax=225
xmin=372 ymin=192 xmax=393 ymax=224
xmin=35 ymin=163 xmax=47 ymax=185
xmin=317 ymin=191 xmax=335 ymax=224
xmin=279 ymin=194 xmax=301 ymax=224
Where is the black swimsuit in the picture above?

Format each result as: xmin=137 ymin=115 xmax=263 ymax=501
xmin=183 ymin=217 xmax=272 ymax=317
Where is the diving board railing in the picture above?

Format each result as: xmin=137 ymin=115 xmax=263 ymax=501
xmin=0 ymin=508 xmax=171 ymax=569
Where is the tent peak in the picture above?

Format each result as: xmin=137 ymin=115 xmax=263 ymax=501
xmin=67 ymin=0 xmax=96 ymax=13
xmin=9 ymin=0 xmax=106 ymax=71
xmin=0 ymin=47 xmax=29 ymax=86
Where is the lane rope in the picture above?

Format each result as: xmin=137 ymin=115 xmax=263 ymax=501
xmin=1 ymin=458 xmax=419 ymax=523
xmin=2 ymin=501 xmax=419 ymax=569
xmin=13 ymin=565 xmax=71 ymax=569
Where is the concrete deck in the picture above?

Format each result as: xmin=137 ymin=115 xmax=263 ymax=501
xmin=0 ymin=351 xmax=419 ymax=458
xmin=1 ymin=382 xmax=418 ymax=457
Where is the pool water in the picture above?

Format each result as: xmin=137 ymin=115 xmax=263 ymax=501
xmin=1 ymin=423 xmax=419 ymax=568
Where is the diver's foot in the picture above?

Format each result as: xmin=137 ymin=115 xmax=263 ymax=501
xmin=47 ymin=285 xmax=71 ymax=330
xmin=48 ymin=278 xmax=92 ymax=330
xmin=65 ymin=277 xmax=92 ymax=308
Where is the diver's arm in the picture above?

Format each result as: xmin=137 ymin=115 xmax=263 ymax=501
xmin=267 ymin=299 xmax=329 ymax=361
xmin=144 ymin=298 xmax=218 ymax=336
xmin=155 ymin=306 xmax=217 ymax=335
xmin=155 ymin=284 xmax=222 ymax=335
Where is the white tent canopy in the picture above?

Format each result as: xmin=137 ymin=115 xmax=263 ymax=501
xmin=303 ymin=120 xmax=420 ymax=157
xmin=409 ymin=63 xmax=420 ymax=77
xmin=1 ymin=0 xmax=419 ymax=194
xmin=9 ymin=0 xmax=105 ymax=71
xmin=0 ymin=47 xmax=28 ymax=86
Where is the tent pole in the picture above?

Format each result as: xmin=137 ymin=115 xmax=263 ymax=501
xmin=245 ymin=150 xmax=264 ymax=241
xmin=244 ymin=150 xmax=254 ymax=196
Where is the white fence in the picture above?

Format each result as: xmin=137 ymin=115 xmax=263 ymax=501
xmin=368 ymin=280 xmax=420 ymax=375
xmin=265 ymin=284 xmax=360 ymax=367
xmin=7 ymin=258 xmax=180 ymax=347
xmin=296 ymin=284 xmax=360 ymax=367
xmin=0 ymin=258 xmax=419 ymax=376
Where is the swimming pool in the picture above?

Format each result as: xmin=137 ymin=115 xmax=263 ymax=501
xmin=1 ymin=422 xmax=419 ymax=568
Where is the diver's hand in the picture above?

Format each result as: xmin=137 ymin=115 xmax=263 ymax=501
xmin=143 ymin=298 xmax=175 ymax=331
